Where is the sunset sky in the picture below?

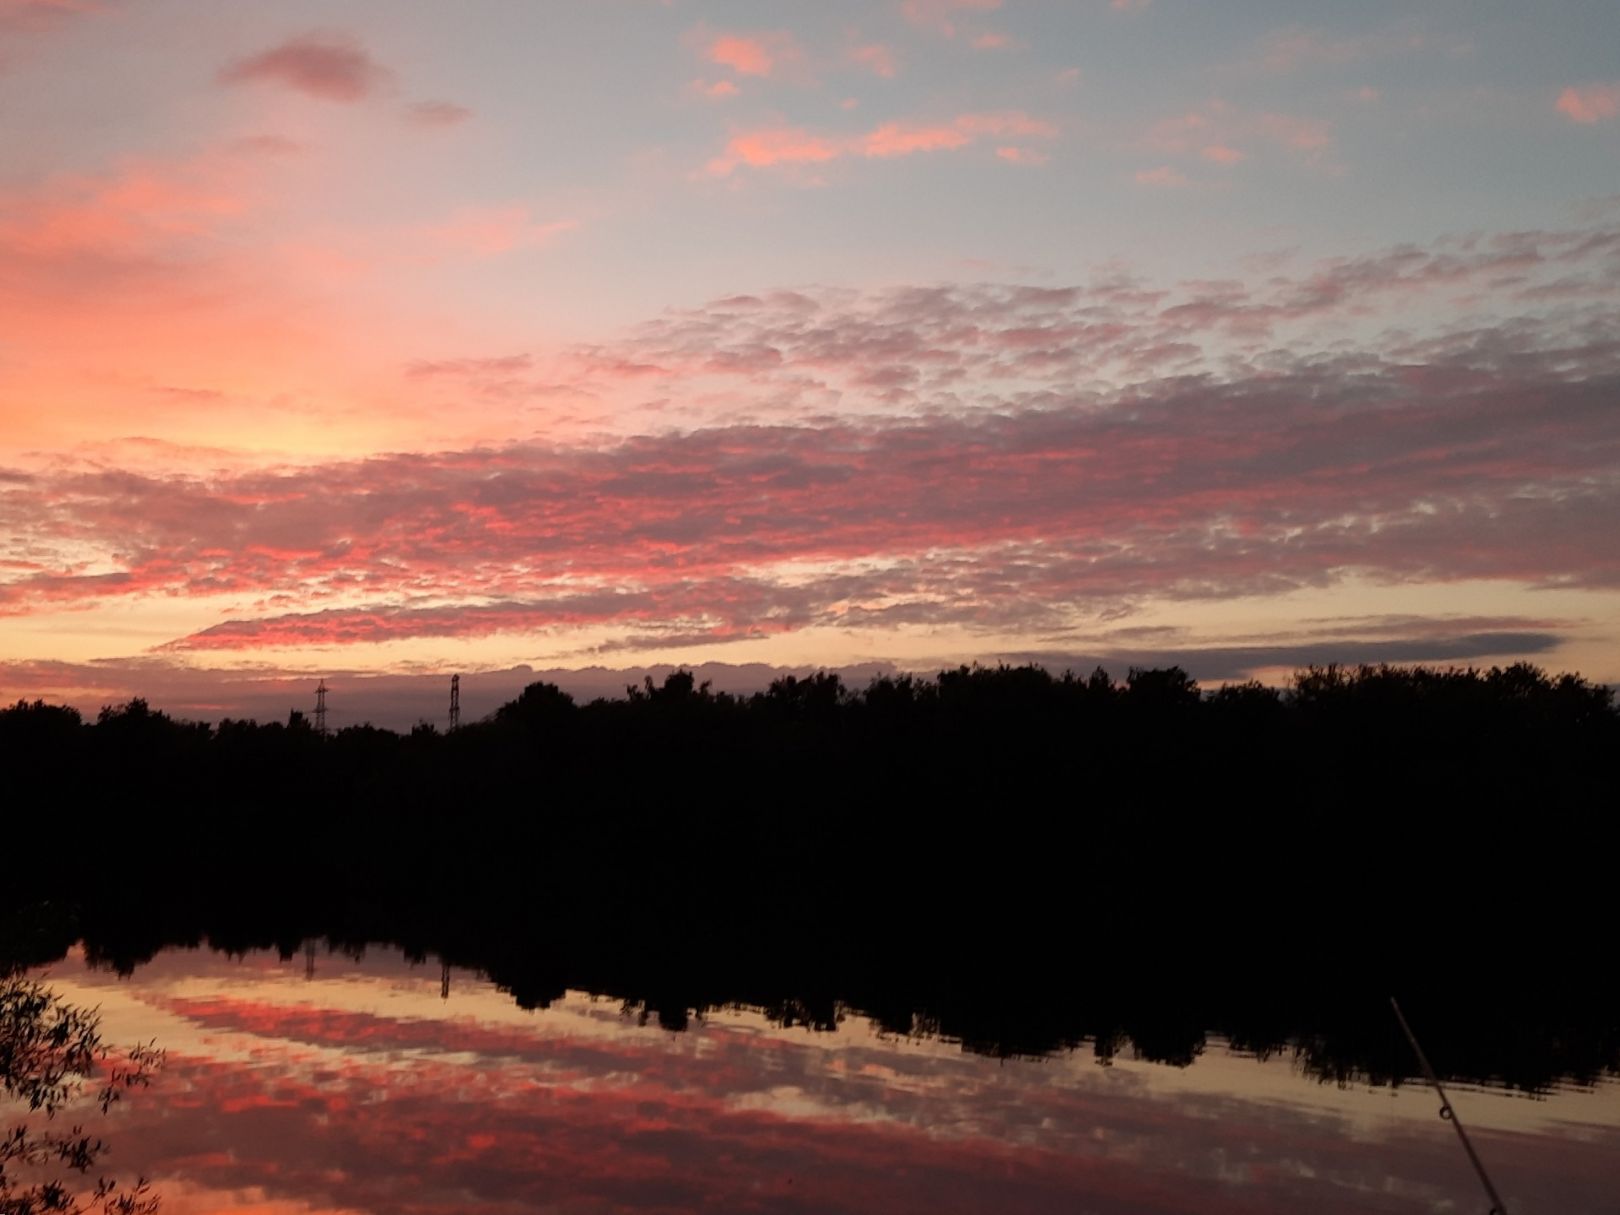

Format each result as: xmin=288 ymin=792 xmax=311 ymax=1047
xmin=2 ymin=0 xmax=1617 ymax=726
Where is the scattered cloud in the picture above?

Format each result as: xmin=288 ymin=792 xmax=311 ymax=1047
xmin=690 ymin=78 xmax=739 ymax=100
xmin=1135 ymin=165 xmax=1187 ymax=187
xmin=955 ymin=112 xmax=1057 ymax=138
xmin=705 ymin=31 xmax=799 ymax=78
xmin=405 ymin=354 xmax=533 ymax=379
xmin=4 ymin=221 xmax=1617 ymax=660
xmin=1255 ymin=22 xmax=1472 ymax=74
xmin=1557 ymin=83 xmax=1620 ymax=125
xmin=0 ymin=140 xmax=281 ymax=265
xmin=405 ymin=100 xmax=473 ymax=128
xmin=0 ymin=0 xmax=106 ymax=35
xmin=706 ymin=127 xmax=844 ymax=175
xmin=901 ymin=0 xmax=1003 ymax=39
xmin=862 ymin=122 xmax=971 ymax=158
xmin=996 ymin=146 xmax=1050 ymax=166
xmin=1142 ymin=101 xmax=1334 ymax=173
xmin=218 ymin=31 xmax=392 ymax=102
xmin=413 ymin=206 xmax=578 ymax=257
xmin=1258 ymin=112 xmax=1331 ymax=152
xmin=708 ymin=110 xmax=1057 ymax=176
xmin=849 ymin=43 xmax=898 ymax=78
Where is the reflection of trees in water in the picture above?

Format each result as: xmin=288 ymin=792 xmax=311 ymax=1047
xmin=5 ymin=887 xmax=1619 ymax=1096
xmin=0 ymin=976 xmax=163 ymax=1215
xmin=1 ymin=661 xmax=1616 ymax=1099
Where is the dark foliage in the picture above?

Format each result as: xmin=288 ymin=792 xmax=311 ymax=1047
xmin=0 ymin=977 xmax=163 ymax=1215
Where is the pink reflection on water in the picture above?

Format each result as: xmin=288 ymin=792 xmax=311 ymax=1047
xmin=33 ymin=946 xmax=1620 ymax=1215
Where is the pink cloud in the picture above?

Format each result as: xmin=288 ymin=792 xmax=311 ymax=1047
xmin=0 ymin=0 xmax=104 ymax=34
xmin=1135 ymin=165 xmax=1187 ymax=187
xmin=1557 ymin=83 xmax=1620 ymax=124
xmin=218 ymin=31 xmax=391 ymax=102
xmin=415 ymin=206 xmax=578 ymax=256
xmin=996 ymin=146 xmax=1050 ymax=166
xmin=6 ymin=235 xmax=1618 ymax=653
xmin=706 ymin=32 xmax=797 ymax=77
xmin=1259 ymin=112 xmax=1331 ymax=151
xmin=1144 ymin=102 xmax=1331 ymax=169
xmin=406 ymin=354 xmax=533 ymax=379
xmin=1145 ymin=109 xmax=1214 ymax=154
xmin=1261 ymin=28 xmax=1373 ymax=71
xmin=849 ymin=43 xmax=898 ymax=78
xmin=5 ymin=220 xmax=1617 ymax=661
xmin=901 ymin=0 xmax=1003 ymax=38
xmin=862 ymin=123 xmax=971 ymax=158
xmin=405 ymin=100 xmax=472 ymax=127
xmin=14 ymin=311 xmax=1615 ymax=656
xmin=971 ymin=32 xmax=1011 ymax=50
xmin=708 ymin=110 xmax=1056 ymax=176
xmin=0 ymin=145 xmax=269 ymax=260
xmin=707 ymin=127 xmax=844 ymax=175
xmin=955 ymin=111 xmax=1058 ymax=138
xmin=691 ymin=78 xmax=740 ymax=100
xmin=1257 ymin=24 xmax=1472 ymax=74
xmin=1111 ymin=0 xmax=1152 ymax=10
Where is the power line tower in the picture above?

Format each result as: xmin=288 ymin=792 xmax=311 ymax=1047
xmin=314 ymin=679 xmax=328 ymax=737
xmin=449 ymin=674 xmax=461 ymax=731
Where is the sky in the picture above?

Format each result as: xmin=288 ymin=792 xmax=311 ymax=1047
xmin=1 ymin=0 xmax=1617 ymax=727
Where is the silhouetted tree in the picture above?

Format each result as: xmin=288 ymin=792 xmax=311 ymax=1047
xmin=0 ymin=977 xmax=162 ymax=1215
xmin=490 ymin=681 xmax=577 ymax=729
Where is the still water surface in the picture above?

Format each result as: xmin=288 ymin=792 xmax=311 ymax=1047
xmin=27 ymin=945 xmax=1620 ymax=1215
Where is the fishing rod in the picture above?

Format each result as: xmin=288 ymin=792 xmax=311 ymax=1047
xmin=1390 ymin=996 xmax=1509 ymax=1215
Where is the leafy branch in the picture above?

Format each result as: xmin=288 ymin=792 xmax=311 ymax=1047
xmin=1 ymin=977 xmax=163 ymax=1215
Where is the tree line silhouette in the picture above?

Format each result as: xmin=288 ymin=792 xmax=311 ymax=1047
xmin=2 ymin=661 xmax=1615 ymax=1083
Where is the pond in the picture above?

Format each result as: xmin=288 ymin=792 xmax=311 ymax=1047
xmin=15 ymin=943 xmax=1618 ymax=1214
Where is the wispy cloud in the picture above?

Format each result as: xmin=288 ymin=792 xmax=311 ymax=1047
xmin=996 ymin=146 xmax=1050 ymax=166
xmin=901 ymin=0 xmax=1002 ymax=38
xmin=1135 ymin=165 xmax=1186 ymax=187
xmin=707 ymin=111 xmax=1056 ymax=176
xmin=405 ymin=100 xmax=473 ymax=128
xmin=412 ymin=206 xmax=578 ymax=257
xmin=849 ymin=43 xmax=898 ymax=78
xmin=705 ymin=31 xmax=800 ymax=78
xmin=690 ymin=78 xmax=739 ymax=100
xmin=0 ymin=0 xmax=107 ymax=35
xmin=218 ymin=31 xmax=391 ymax=102
xmin=1254 ymin=21 xmax=1471 ymax=74
xmin=1557 ymin=83 xmax=1620 ymax=125
xmin=1139 ymin=100 xmax=1335 ymax=175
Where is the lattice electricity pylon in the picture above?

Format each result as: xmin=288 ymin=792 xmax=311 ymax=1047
xmin=314 ymin=679 xmax=328 ymax=736
xmin=449 ymin=674 xmax=461 ymax=731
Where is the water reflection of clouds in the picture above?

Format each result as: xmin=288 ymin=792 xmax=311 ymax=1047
xmin=44 ymin=949 xmax=1620 ymax=1215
